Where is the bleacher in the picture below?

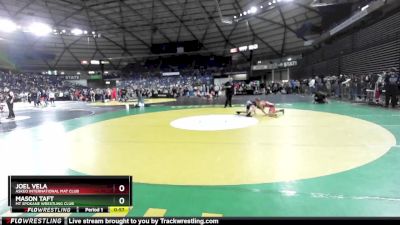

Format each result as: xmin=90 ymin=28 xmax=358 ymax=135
xmin=293 ymin=10 xmax=400 ymax=78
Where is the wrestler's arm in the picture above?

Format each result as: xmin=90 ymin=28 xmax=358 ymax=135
xmin=261 ymin=108 xmax=270 ymax=116
xmin=257 ymin=102 xmax=269 ymax=115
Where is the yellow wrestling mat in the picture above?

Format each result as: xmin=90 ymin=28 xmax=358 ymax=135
xmin=65 ymin=108 xmax=395 ymax=185
xmin=88 ymin=98 xmax=176 ymax=106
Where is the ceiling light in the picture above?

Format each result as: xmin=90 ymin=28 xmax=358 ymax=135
xmin=361 ymin=4 xmax=369 ymax=11
xmin=28 ymin=22 xmax=52 ymax=36
xmin=243 ymin=11 xmax=247 ymax=15
xmin=91 ymin=60 xmax=100 ymax=65
xmin=71 ymin=28 xmax=83 ymax=35
xmin=0 ymin=19 xmax=17 ymax=33
xmin=250 ymin=6 xmax=257 ymax=14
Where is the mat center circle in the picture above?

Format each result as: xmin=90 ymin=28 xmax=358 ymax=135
xmin=170 ymin=114 xmax=258 ymax=131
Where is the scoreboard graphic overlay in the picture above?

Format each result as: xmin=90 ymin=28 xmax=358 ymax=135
xmin=8 ymin=176 xmax=132 ymax=213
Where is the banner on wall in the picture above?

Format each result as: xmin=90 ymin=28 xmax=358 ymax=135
xmin=63 ymin=75 xmax=80 ymax=80
xmin=252 ymin=61 xmax=298 ymax=71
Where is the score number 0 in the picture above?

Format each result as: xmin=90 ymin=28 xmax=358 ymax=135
xmin=118 ymin=185 xmax=126 ymax=205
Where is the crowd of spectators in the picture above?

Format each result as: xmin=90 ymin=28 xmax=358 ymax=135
xmin=0 ymin=71 xmax=87 ymax=106
xmin=291 ymin=68 xmax=400 ymax=106
xmin=116 ymin=74 xmax=215 ymax=99
xmin=1 ymin=67 xmax=399 ymax=108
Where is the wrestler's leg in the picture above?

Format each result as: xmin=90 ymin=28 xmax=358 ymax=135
xmin=266 ymin=102 xmax=276 ymax=114
xmin=270 ymin=107 xmax=285 ymax=115
xmin=237 ymin=104 xmax=251 ymax=115
xmin=247 ymin=105 xmax=256 ymax=117
xmin=265 ymin=102 xmax=284 ymax=116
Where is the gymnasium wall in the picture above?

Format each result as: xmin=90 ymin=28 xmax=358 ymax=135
xmin=66 ymin=79 xmax=88 ymax=87
xmin=292 ymin=10 xmax=400 ymax=79
xmin=0 ymin=39 xmax=16 ymax=70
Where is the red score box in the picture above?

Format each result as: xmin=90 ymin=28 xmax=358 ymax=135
xmin=14 ymin=184 xmax=129 ymax=195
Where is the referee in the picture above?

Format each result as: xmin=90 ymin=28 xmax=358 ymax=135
xmin=224 ymin=77 xmax=234 ymax=108
xmin=6 ymin=88 xmax=15 ymax=119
